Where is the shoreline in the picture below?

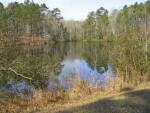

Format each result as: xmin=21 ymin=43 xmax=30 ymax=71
xmin=0 ymin=71 xmax=150 ymax=113
xmin=0 ymin=82 xmax=150 ymax=113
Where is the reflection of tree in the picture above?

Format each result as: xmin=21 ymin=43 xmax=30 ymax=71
xmin=42 ymin=43 xmax=69 ymax=61
xmin=0 ymin=47 xmax=63 ymax=91
xmin=46 ymin=42 xmax=109 ymax=73
xmin=0 ymin=41 xmax=111 ymax=93
xmin=82 ymin=42 xmax=109 ymax=73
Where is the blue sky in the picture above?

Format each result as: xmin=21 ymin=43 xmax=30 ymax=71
xmin=2 ymin=0 xmax=147 ymax=20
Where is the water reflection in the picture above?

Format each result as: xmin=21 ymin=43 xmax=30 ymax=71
xmin=60 ymin=59 xmax=113 ymax=86
xmin=0 ymin=42 xmax=113 ymax=95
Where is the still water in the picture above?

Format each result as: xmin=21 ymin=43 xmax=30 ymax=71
xmin=0 ymin=42 xmax=113 ymax=95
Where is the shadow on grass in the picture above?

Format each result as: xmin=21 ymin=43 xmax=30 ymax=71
xmin=58 ymin=89 xmax=150 ymax=113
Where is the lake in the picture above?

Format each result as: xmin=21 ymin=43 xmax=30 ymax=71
xmin=0 ymin=42 xmax=113 ymax=96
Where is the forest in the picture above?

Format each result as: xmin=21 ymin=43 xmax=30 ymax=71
xmin=0 ymin=0 xmax=150 ymax=113
xmin=0 ymin=0 xmax=150 ymax=44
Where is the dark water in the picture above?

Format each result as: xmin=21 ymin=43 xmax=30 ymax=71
xmin=0 ymin=42 xmax=113 ymax=95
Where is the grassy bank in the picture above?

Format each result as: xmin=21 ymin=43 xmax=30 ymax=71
xmin=39 ymin=84 xmax=150 ymax=113
xmin=0 ymin=83 xmax=150 ymax=113
xmin=0 ymin=72 xmax=150 ymax=113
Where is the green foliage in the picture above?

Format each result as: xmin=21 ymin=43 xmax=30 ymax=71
xmin=109 ymin=38 xmax=149 ymax=78
xmin=96 ymin=7 xmax=109 ymax=38
xmin=0 ymin=47 xmax=63 ymax=89
xmin=115 ymin=2 xmax=150 ymax=38
xmin=1 ymin=0 xmax=150 ymax=43
xmin=110 ymin=1 xmax=150 ymax=79
xmin=82 ymin=7 xmax=109 ymax=39
xmin=0 ymin=0 xmax=70 ymax=44
xmin=82 ymin=11 xmax=96 ymax=39
xmin=106 ymin=32 xmax=115 ymax=42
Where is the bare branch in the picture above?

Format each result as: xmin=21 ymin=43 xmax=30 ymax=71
xmin=8 ymin=68 xmax=33 ymax=80
xmin=0 ymin=67 xmax=33 ymax=80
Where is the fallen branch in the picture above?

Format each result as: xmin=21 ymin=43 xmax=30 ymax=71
xmin=0 ymin=67 xmax=33 ymax=80
xmin=8 ymin=68 xmax=33 ymax=80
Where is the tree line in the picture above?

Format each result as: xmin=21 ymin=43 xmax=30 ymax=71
xmin=0 ymin=0 xmax=70 ymax=45
xmin=0 ymin=0 xmax=150 ymax=43
xmin=107 ymin=1 xmax=150 ymax=80
xmin=83 ymin=1 xmax=150 ymax=39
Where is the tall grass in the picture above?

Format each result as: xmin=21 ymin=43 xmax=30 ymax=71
xmin=0 ymin=70 xmax=150 ymax=113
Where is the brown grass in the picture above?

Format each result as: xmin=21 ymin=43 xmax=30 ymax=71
xmin=33 ymin=86 xmax=68 ymax=104
xmin=0 ymin=71 xmax=150 ymax=113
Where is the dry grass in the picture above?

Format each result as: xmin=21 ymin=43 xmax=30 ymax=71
xmin=0 ymin=71 xmax=150 ymax=113
xmin=0 ymin=86 xmax=68 ymax=113
xmin=35 ymin=84 xmax=150 ymax=113
xmin=33 ymin=86 xmax=68 ymax=104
